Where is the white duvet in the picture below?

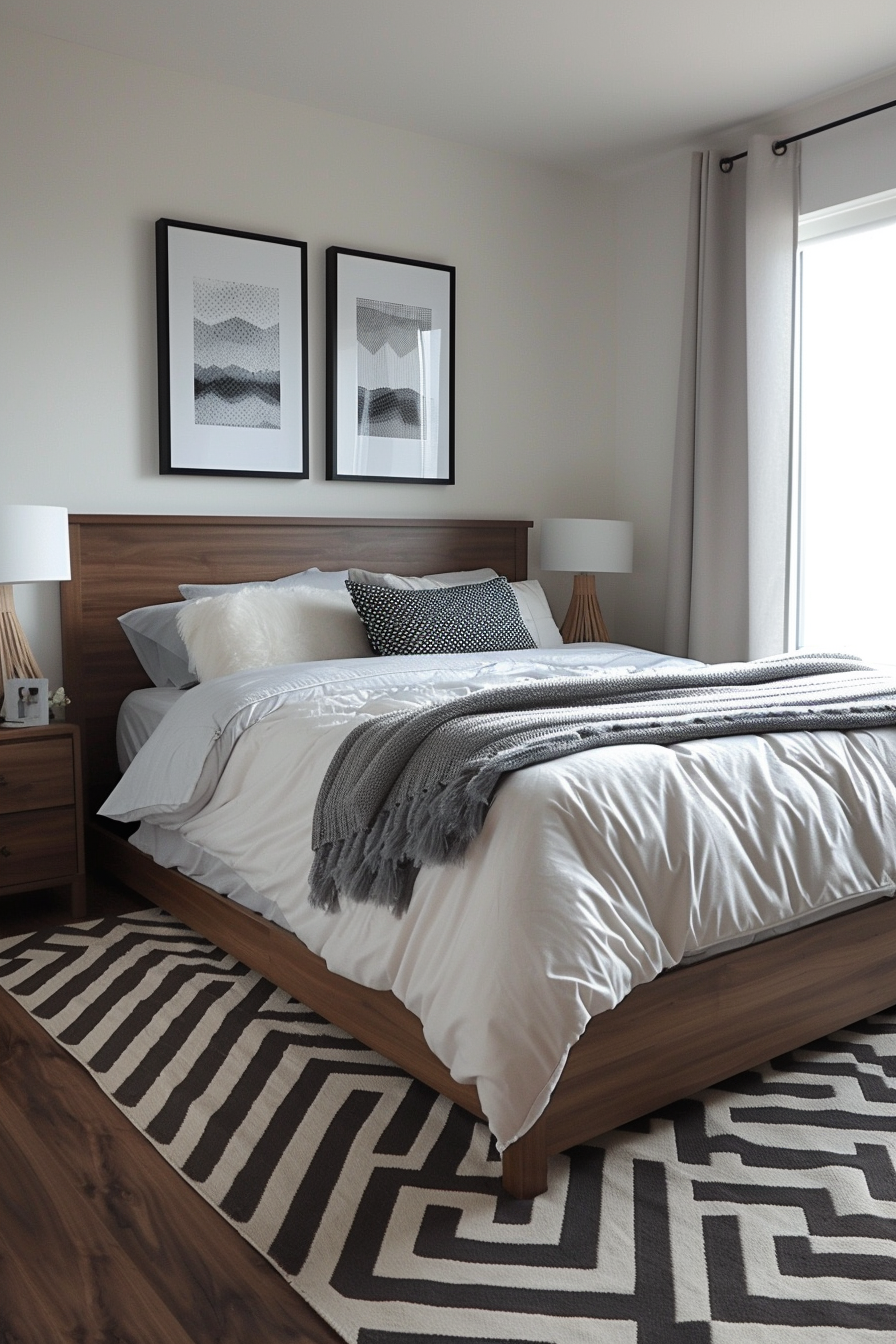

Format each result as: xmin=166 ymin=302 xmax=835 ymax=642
xmin=101 ymin=644 xmax=896 ymax=1149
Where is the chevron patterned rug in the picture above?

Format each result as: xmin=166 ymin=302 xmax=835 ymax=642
xmin=2 ymin=909 xmax=896 ymax=1341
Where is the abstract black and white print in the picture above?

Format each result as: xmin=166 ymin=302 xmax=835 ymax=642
xmin=356 ymin=298 xmax=432 ymax=441
xmin=194 ymin=277 xmax=280 ymax=430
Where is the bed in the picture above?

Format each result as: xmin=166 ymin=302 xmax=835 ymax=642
xmin=62 ymin=513 xmax=896 ymax=1198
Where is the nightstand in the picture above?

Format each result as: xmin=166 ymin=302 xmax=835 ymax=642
xmin=0 ymin=722 xmax=86 ymax=919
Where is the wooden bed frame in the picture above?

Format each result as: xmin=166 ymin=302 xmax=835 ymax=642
xmin=61 ymin=513 xmax=896 ymax=1199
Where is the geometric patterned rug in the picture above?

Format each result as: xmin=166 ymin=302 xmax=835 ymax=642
xmin=2 ymin=910 xmax=896 ymax=1342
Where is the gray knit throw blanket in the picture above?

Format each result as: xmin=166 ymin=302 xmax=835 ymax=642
xmin=309 ymin=653 xmax=896 ymax=916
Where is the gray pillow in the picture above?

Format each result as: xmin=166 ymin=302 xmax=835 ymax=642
xmin=345 ymin=576 xmax=536 ymax=657
xmin=118 ymin=602 xmax=194 ymax=688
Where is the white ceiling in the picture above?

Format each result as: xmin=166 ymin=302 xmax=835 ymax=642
xmin=4 ymin=0 xmax=896 ymax=174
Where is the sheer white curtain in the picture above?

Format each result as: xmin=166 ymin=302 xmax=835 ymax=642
xmin=664 ymin=137 xmax=800 ymax=662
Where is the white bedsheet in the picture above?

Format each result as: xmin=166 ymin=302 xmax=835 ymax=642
xmin=100 ymin=645 xmax=896 ymax=1149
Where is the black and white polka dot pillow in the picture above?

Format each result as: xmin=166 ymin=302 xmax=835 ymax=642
xmin=345 ymin=576 xmax=537 ymax=657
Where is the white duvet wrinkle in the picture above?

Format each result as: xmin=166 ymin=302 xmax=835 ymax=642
xmin=384 ymin=792 xmax=598 ymax=1140
xmin=764 ymin=727 xmax=896 ymax=845
xmin=517 ymin=748 xmax=705 ymax=981
xmin=178 ymin=715 xmax=340 ymax=900
xmin=513 ymin=762 xmax=668 ymax=990
xmin=667 ymin=730 xmax=896 ymax=950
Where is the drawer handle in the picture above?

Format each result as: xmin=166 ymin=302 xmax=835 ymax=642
xmin=0 ymin=846 xmax=10 ymax=858
xmin=0 ymin=775 xmax=6 ymax=785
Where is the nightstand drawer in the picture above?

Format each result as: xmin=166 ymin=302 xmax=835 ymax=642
xmin=0 ymin=739 xmax=75 ymax=814
xmin=0 ymin=809 xmax=79 ymax=887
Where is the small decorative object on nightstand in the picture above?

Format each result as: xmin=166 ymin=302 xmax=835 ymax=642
xmin=0 ymin=722 xmax=86 ymax=919
xmin=4 ymin=678 xmax=49 ymax=727
xmin=541 ymin=518 xmax=634 ymax=643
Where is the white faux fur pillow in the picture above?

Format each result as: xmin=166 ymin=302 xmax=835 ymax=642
xmin=176 ymin=585 xmax=373 ymax=682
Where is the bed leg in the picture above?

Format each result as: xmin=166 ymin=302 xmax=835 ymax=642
xmin=501 ymin=1116 xmax=548 ymax=1199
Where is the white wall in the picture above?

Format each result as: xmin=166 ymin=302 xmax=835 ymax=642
xmin=0 ymin=24 xmax=617 ymax=686
xmin=611 ymin=67 xmax=896 ymax=653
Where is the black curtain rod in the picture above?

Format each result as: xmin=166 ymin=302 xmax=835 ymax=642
xmin=719 ymin=94 xmax=896 ymax=172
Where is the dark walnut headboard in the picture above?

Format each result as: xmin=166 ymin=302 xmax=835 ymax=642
xmin=60 ymin=514 xmax=532 ymax=816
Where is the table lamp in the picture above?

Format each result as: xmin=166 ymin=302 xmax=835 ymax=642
xmin=541 ymin=517 xmax=633 ymax=643
xmin=0 ymin=505 xmax=71 ymax=687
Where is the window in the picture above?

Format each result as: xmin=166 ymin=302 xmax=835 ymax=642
xmin=794 ymin=189 xmax=896 ymax=664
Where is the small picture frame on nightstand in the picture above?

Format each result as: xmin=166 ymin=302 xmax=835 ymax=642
xmin=3 ymin=678 xmax=49 ymax=727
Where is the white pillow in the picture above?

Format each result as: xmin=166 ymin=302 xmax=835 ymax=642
xmin=176 ymin=586 xmax=373 ymax=682
xmin=346 ymin=567 xmax=499 ymax=590
xmin=510 ymin=580 xmax=563 ymax=648
xmin=179 ymin=567 xmax=350 ymax=599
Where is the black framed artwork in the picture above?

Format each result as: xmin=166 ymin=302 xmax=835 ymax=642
xmin=326 ymin=246 xmax=455 ymax=483
xmin=156 ymin=219 xmax=308 ymax=478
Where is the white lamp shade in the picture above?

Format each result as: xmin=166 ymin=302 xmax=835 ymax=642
xmin=540 ymin=518 xmax=633 ymax=574
xmin=0 ymin=505 xmax=71 ymax=584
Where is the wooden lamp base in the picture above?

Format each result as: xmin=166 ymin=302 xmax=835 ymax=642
xmin=559 ymin=573 xmax=610 ymax=644
xmin=0 ymin=583 xmax=42 ymax=689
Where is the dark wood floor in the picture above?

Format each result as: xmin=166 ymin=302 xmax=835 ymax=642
xmin=0 ymin=876 xmax=343 ymax=1344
